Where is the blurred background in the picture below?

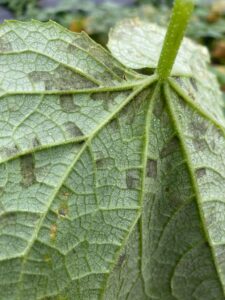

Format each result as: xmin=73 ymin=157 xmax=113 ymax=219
xmin=0 ymin=0 xmax=224 ymax=98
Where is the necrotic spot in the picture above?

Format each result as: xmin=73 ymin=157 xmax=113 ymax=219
xmin=29 ymin=65 xmax=97 ymax=91
xmin=28 ymin=71 xmax=49 ymax=83
xmin=67 ymin=43 xmax=80 ymax=54
xmin=189 ymin=120 xmax=208 ymax=137
xmin=58 ymin=206 xmax=68 ymax=217
xmin=1 ymin=144 xmax=19 ymax=157
xmin=64 ymin=122 xmax=83 ymax=137
xmin=59 ymin=95 xmax=79 ymax=112
xmin=91 ymin=91 xmax=121 ymax=111
xmin=96 ymin=158 xmax=105 ymax=168
xmin=110 ymin=118 xmax=119 ymax=130
xmin=153 ymin=99 xmax=165 ymax=118
xmin=195 ymin=168 xmax=206 ymax=178
xmin=160 ymin=136 xmax=179 ymax=158
xmin=126 ymin=169 xmax=140 ymax=189
xmin=20 ymin=154 xmax=36 ymax=187
xmin=91 ymin=91 xmax=119 ymax=102
xmin=32 ymin=137 xmax=41 ymax=148
xmin=112 ymin=67 xmax=127 ymax=79
xmin=193 ymin=138 xmax=207 ymax=151
xmin=96 ymin=157 xmax=114 ymax=169
xmin=146 ymin=159 xmax=157 ymax=178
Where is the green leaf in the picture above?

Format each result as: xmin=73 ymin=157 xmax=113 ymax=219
xmin=0 ymin=16 xmax=225 ymax=300
xmin=108 ymin=19 xmax=210 ymax=77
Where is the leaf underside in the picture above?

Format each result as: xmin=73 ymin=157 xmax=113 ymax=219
xmin=0 ymin=20 xmax=225 ymax=300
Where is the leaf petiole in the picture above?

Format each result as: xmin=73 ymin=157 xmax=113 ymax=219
xmin=157 ymin=0 xmax=195 ymax=81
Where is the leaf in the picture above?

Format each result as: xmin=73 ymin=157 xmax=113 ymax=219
xmin=108 ymin=18 xmax=211 ymax=76
xmin=0 ymin=18 xmax=225 ymax=300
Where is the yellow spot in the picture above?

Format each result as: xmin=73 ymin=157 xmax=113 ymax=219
xmin=50 ymin=224 xmax=57 ymax=240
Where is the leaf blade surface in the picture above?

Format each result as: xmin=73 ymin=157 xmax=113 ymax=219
xmin=0 ymin=19 xmax=225 ymax=300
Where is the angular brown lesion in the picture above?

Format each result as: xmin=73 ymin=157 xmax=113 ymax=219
xmin=90 ymin=91 xmax=122 ymax=111
xmin=192 ymin=138 xmax=208 ymax=151
xmin=67 ymin=43 xmax=80 ymax=54
xmin=95 ymin=157 xmax=115 ymax=169
xmin=195 ymin=168 xmax=206 ymax=178
xmin=20 ymin=154 xmax=36 ymax=187
xmin=109 ymin=118 xmax=119 ymax=130
xmin=153 ymin=98 xmax=165 ymax=118
xmin=59 ymin=94 xmax=80 ymax=112
xmin=146 ymin=159 xmax=157 ymax=178
xmin=32 ymin=137 xmax=41 ymax=148
xmin=188 ymin=120 xmax=208 ymax=137
xmin=28 ymin=65 xmax=97 ymax=90
xmin=160 ymin=136 xmax=179 ymax=158
xmin=0 ymin=144 xmax=19 ymax=158
xmin=126 ymin=169 xmax=140 ymax=189
xmin=64 ymin=121 xmax=84 ymax=137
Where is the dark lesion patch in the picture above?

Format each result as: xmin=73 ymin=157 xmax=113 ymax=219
xmin=192 ymin=138 xmax=208 ymax=151
xmin=123 ymin=88 xmax=151 ymax=126
xmin=28 ymin=65 xmax=97 ymax=91
xmin=90 ymin=91 xmax=124 ymax=111
xmin=59 ymin=95 xmax=79 ymax=112
xmin=189 ymin=120 xmax=208 ymax=137
xmin=126 ymin=169 xmax=140 ymax=189
xmin=153 ymin=98 xmax=165 ymax=118
xmin=0 ymin=144 xmax=19 ymax=158
xmin=135 ymin=67 xmax=154 ymax=76
xmin=58 ymin=205 xmax=68 ymax=217
xmin=20 ymin=154 xmax=36 ymax=187
xmin=32 ymin=137 xmax=41 ymax=148
xmin=0 ymin=144 xmax=19 ymax=160
xmin=111 ymin=66 xmax=127 ymax=79
xmin=67 ymin=43 xmax=80 ymax=54
xmin=109 ymin=118 xmax=119 ymax=130
xmin=123 ymin=105 xmax=135 ymax=125
xmin=28 ymin=71 xmax=49 ymax=84
xmin=160 ymin=136 xmax=180 ymax=158
xmin=146 ymin=159 xmax=157 ymax=178
xmin=64 ymin=121 xmax=84 ymax=137
xmin=161 ymin=110 xmax=170 ymax=127
xmin=90 ymin=91 xmax=120 ymax=102
xmin=96 ymin=157 xmax=115 ymax=169
xmin=195 ymin=168 xmax=206 ymax=178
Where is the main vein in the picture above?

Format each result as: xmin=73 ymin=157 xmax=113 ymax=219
xmin=139 ymin=83 xmax=160 ymax=298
